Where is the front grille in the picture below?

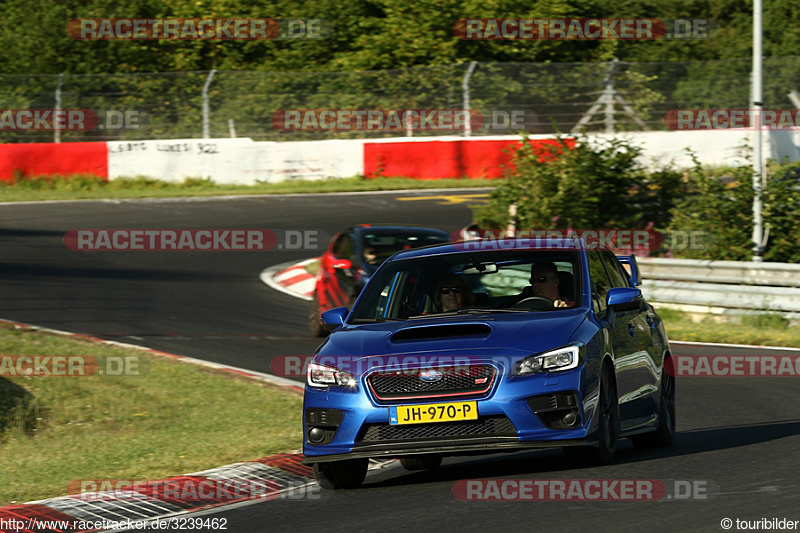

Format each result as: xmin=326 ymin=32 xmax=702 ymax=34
xmin=359 ymin=415 xmax=517 ymax=443
xmin=367 ymin=364 xmax=497 ymax=400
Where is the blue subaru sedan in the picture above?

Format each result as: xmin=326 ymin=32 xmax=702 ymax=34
xmin=302 ymin=238 xmax=675 ymax=489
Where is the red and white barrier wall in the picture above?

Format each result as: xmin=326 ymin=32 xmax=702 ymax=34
xmin=1 ymin=130 xmax=798 ymax=184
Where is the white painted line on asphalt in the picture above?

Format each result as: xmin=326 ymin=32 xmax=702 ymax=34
xmin=273 ymin=268 xmax=308 ymax=283
xmin=292 ymin=278 xmax=317 ymax=296
xmin=260 ymin=261 xmax=314 ymax=302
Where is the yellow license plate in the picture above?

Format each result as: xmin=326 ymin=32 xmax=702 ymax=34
xmin=389 ymin=401 xmax=478 ymax=426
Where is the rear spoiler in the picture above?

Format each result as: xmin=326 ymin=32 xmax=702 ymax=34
xmin=616 ymin=255 xmax=642 ymax=286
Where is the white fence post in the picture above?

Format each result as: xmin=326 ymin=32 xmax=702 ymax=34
xmin=54 ymin=73 xmax=63 ymax=143
xmin=202 ymin=70 xmax=217 ymax=139
xmin=462 ymin=61 xmax=478 ymax=137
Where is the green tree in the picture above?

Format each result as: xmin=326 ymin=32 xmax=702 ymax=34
xmin=5 ymin=0 xmax=800 ymax=76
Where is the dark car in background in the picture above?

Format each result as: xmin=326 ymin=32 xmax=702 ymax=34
xmin=309 ymin=224 xmax=450 ymax=336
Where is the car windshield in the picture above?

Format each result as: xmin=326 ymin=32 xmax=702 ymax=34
xmin=351 ymin=249 xmax=581 ymax=321
xmin=360 ymin=230 xmax=449 ymax=264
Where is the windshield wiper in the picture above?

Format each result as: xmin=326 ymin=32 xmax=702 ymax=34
xmin=408 ymin=312 xmax=458 ymax=319
xmin=350 ymin=317 xmax=405 ymax=323
xmin=456 ymin=307 xmax=529 ymax=314
xmin=406 ymin=308 xmax=529 ymax=319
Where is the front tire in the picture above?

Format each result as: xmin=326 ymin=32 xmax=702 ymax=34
xmin=632 ymin=364 xmax=676 ymax=449
xmin=313 ymin=458 xmax=368 ymax=490
xmin=565 ymin=364 xmax=619 ymax=466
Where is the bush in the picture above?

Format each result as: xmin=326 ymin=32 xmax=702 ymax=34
xmin=666 ymin=156 xmax=754 ymax=260
xmin=763 ymin=160 xmax=800 ymax=263
xmin=472 ymin=134 xmax=683 ymax=231
xmin=667 ymin=156 xmax=800 ymax=262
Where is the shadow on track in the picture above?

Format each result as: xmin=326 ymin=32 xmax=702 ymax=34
xmin=363 ymin=419 xmax=800 ymax=489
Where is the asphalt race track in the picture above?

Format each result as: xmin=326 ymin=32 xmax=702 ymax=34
xmin=1 ymin=191 xmax=798 ymax=532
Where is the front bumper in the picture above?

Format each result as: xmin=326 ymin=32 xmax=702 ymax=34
xmin=303 ymin=362 xmax=600 ymax=461
xmin=302 ymin=436 xmax=594 ymax=464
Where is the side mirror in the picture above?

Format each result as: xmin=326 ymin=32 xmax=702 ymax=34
xmin=332 ymin=259 xmax=353 ymax=270
xmin=606 ymin=287 xmax=643 ymax=311
xmin=321 ymin=307 xmax=348 ymax=332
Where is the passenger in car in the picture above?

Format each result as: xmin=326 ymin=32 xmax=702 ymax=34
xmin=363 ymin=247 xmax=380 ymax=265
xmin=516 ymin=261 xmax=575 ymax=308
xmin=434 ymin=273 xmax=475 ymax=311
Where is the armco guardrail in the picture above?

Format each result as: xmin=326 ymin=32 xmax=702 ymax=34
xmin=636 ymin=257 xmax=800 ymax=316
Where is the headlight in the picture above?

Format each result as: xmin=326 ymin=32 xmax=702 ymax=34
xmin=514 ymin=345 xmax=581 ymax=376
xmin=307 ymin=361 xmax=357 ymax=388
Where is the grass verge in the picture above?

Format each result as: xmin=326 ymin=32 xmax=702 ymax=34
xmin=655 ymin=307 xmax=800 ymax=347
xmin=0 ymin=322 xmax=302 ymax=505
xmin=0 ymin=175 xmax=494 ymax=202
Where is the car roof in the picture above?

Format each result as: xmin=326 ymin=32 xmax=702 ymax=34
xmin=386 ymin=238 xmax=586 ymax=261
xmin=351 ymin=224 xmax=449 ymax=235
xmin=350 ymin=225 xmax=451 ymax=244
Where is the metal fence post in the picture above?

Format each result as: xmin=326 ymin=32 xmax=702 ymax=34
xmin=751 ymin=0 xmax=764 ymax=262
xmin=603 ymin=59 xmax=618 ymax=133
xmin=789 ymin=90 xmax=800 ymax=109
xmin=572 ymin=58 xmax=622 ymax=133
xmin=462 ymin=61 xmax=478 ymax=137
xmin=202 ymin=69 xmax=217 ymax=139
xmin=54 ymin=73 xmax=63 ymax=143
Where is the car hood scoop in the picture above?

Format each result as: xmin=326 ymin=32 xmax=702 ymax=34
xmin=390 ymin=323 xmax=492 ymax=342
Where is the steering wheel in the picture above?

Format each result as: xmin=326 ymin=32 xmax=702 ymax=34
xmin=512 ymin=296 xmax=555 ymax=310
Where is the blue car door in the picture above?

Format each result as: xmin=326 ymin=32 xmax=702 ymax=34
xmin=587 ymin=251 xmax=646 ymax=431
xmin=600 ymin=251 xmax=659 ymax=428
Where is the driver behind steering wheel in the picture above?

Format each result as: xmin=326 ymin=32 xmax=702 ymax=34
xmin=514 ymin=261 xmax=574 ymax=308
